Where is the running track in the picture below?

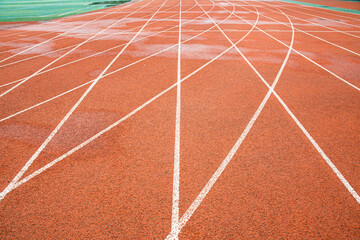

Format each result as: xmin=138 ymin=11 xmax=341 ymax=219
xmin=0 ymin=0 xmax=359 ymax=238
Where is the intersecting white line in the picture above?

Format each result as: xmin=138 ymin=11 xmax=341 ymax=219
xmin=0 ymin=0 xmax=244 ymax=203
xmin=0 ymin=0 xmax=169 ymax=202
xmin=0 ymin=0 xmax=156 ymax=98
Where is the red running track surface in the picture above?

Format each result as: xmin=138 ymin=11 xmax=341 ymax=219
xmin=0 ymin=0 xmax=359 ymax=239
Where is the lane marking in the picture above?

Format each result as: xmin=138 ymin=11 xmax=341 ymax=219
xmin=171 ymin=1 xmax=182 ymax=239
xmin=0 ymin=0 xmax=155 ymax=97
xmin=0 ymin=0 xmax=169 ymax=202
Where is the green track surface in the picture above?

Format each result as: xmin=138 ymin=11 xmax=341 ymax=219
xmin=279 ymin=0 xmax=360 ymax=14
xmin=0 ymin=0 xmax=131 ymax=22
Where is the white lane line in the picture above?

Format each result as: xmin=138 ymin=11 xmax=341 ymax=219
xmin=228 ymin=2 xmax=360 ymax=91
xmin=0 ymin=3 xmax=139 ymax=64
xmin=0 ymin=0 xmax=169 ymax=202
xmin=0 ymin=0 xmax=155 ymax=98
xmin=241 ymin=6 xmax=360 ymax=57
xmin=0 ymin=0 xmax=247 ymax=202
xmin=276 ymin=5 xmax=360 ymax=29
xmin=0 ymin=2 xmax=224 ymax=123
xmin=171 ymin=1 xmax=182 ymax=239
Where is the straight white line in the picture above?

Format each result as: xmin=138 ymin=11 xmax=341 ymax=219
xmin=0 ymin=0 xmax=155 ymax=98
xmin=170 ymin=0 xmax=182 ymax=239
xmin=0 ymin=0 xmax=247 ymax=203
xmin=0 ymin=0 xmax=169 ymax=202
xmin=241 ymin=5 xmax=360 ymax=56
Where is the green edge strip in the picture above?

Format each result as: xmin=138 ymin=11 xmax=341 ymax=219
xmin=278 ymin=0 xmax=360 ymax=15
xmin=0 ymin=0 xmax=131 ymax=22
